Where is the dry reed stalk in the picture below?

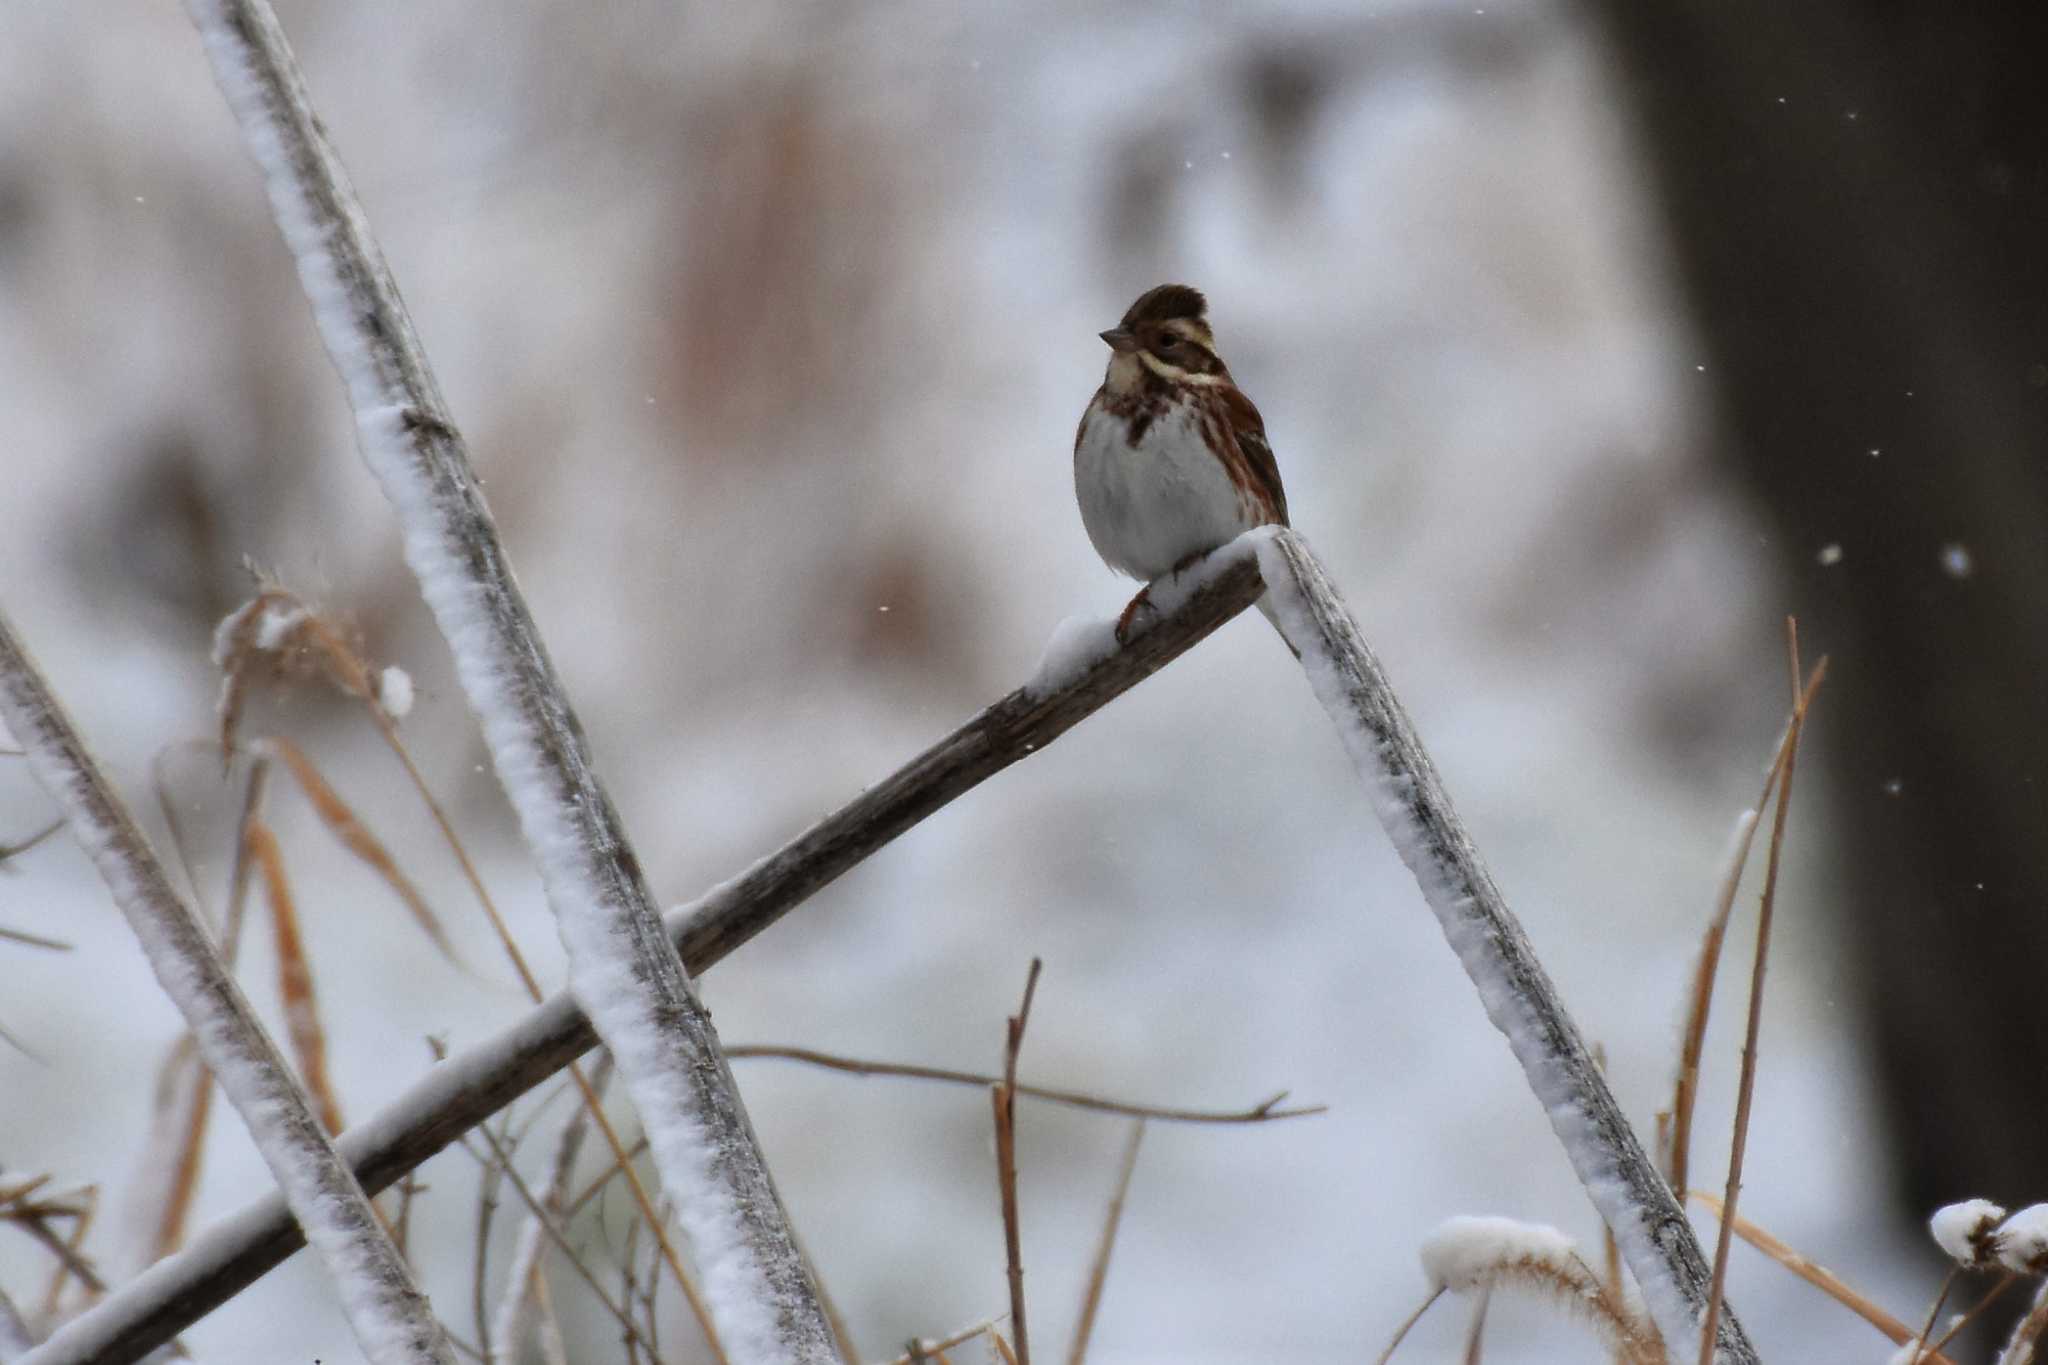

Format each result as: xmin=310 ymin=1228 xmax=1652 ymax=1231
xmin=460 ymin=1128 xmax=662 ymax=1361
xmin=1688 ymin=1192 xmax=1955 ymax=1363
xmin=992 ymin=960 xmax=1042 ymax=1365
xmin=245 ymin=819 xmax=344 ymax=1135
xmin=1666 ymin=662 xmax=1827 ymax=1200
xmin=1698 ymin=623 xmax=1820 ymax=1364
xmin=1065 ymin=1120 xmax=1144 ymax=1365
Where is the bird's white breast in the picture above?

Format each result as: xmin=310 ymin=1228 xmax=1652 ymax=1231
xmin=1075 ymin=397 xmax=1258 ymax=582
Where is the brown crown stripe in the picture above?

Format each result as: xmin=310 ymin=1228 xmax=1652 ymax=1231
xmin=1122 ymin=284 xmax=1208 ymax=327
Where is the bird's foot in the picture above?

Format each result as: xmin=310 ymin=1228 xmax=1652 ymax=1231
xmin=1114 ymin=585 xmax=1159 ymax=646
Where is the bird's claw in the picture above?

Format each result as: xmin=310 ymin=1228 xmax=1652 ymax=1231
xmin=1114 ymin=586 xmax=1158 ymax=646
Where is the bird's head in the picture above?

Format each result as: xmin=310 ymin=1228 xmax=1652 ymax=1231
xmin=1099 ymin=284 xmax=1227 ymax=392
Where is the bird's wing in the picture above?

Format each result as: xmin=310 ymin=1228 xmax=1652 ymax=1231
xmin=1218 ymin=385 xmax=1289 ymax=527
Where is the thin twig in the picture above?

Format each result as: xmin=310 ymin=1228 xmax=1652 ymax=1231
xmin=222 ymin=752 xmax=274 ymax=961
xmin=1931 ymin=1275 xmax=2017 ymax=1355
xmin=1066 ymin=1120 xmax=1144 ymax=1365
xmin=0 ymin=817 xmax=62 ymax=865
xmin=0 ymin=1182 xmax=93 ymax=1328
xmin=620 ymin=1217 xmax=643 ymax=1365
xmin=260 ymin=737 xmax=466 ymax=971
xmin=1373 ymin=1288 xmax=1445 ymax=1365
xmin=0 ymin=1283 xmax=38 ymax=1359
xmin=1699 ymin=622 xmax=1818 ymax=1365
xmin=725 ymin=1046 xmax=1322 ymax=1125
xmin=491 ymin=1055 xmax=613 ymax=1363
xmin=459 ymin=1132 xmax=660 ymax=1362
xmin=1461 ymin=1287 xmax=1491 ymax=1365
xmin=1688 ymin=1192 xmax=1953 ymax=1361
xmin=993 ymin=960 xmax=1041 ymax=1365
xmin=0 ymin=923 xmax=69 ymax=952
xmin=4 ymin=1195 xmax=104 ymax=1307
xmin=532 ymin=1255 xmax=570 ymax=1365
xmin=1907 ymin=1268 xmax=1959 ymax=1365
xmin=392 ymin=1172 xmax=424 ymax=1263
xmin=883 ymin=1320 xmax=1004 ymax=1365
xmin=1666 ymin=660 xmax=1825 ymax=1195
xmin=470 ymin=1116 xmax=509 ymax=1365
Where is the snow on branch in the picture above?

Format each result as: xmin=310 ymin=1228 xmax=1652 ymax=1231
xmin=34 ymin=548 xmax=1265 ymax=1365
xmin=178 ymin=1 xmax=839 ymax=1360
xmin=0 ymin=614 xmax=453 ymax=1365
xmin=1251 ymin=527 xmax=1757 ymax=1362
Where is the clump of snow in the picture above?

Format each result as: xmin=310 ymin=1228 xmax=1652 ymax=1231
xmin=1420 ymin=1215 xmax=1578 ymax=1293
xmin=1817 ymin=543 xmax=1843 ymax=566
xmin=1886 ymin=1339 xmax=1927 ymax=1365
xmin=1144 ymin=528 xmax=1274 ymax=620
xmin=1030 ymin=530 xmax=1277 ymax=698
xmin=1929 ymin=1198 xmax=2006 ymax=1268
xmin=1995 ymin=1204 xmax=2048 ymax=1274
xmin=255 ymin=603 xmax=309 ymax=650
xmin=1939 ymin=543 xmax=1974 ymax=579
xmin=1024 ymin=615 xmax=1116 ymax=700
xmin=211 ymin=595 xmax=304 ymax=666
xmin=376 ymin=665 xmax=415 ymax=719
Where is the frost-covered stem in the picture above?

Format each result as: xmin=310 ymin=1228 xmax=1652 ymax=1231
xmin=0 ymin=613 xmax=452 ymax=1365
xmin=179 ymin=2 xmax=835 ymax=1360
xmin=1250 ymin=529 xmax=1756 ymax=1363
xmin=1700 ymin=634 xmax=1807 ymax=1365
xmin=23 ymin=554 xmax=1263 ymax=1365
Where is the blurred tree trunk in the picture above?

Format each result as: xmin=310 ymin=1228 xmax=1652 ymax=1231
xmin=1587 ymin=0 xmax=2048 ymax=1262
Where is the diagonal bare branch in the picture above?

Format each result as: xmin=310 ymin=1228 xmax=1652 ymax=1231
xmin=29 ymin=548 xmax=1263 ymax=1365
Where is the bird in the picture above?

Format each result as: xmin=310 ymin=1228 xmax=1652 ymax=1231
xmin=1073 ymin=284 xmax=1290 ymax=643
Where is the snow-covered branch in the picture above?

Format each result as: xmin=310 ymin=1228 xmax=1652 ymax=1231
xmin=180 ymin=1 xmax=840 ymax=1359
xmin=0 ymin=613 xmax=453 ymax=1365
xmin=32 ymin=551 xmax=1264 ymax=1365
xmin=1251 ymin=528 xmax=1758 ymax=1363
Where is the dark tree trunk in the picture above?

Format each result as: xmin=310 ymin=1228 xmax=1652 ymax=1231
xmin=1585 ymin=0 xmax=2048 ymax=1307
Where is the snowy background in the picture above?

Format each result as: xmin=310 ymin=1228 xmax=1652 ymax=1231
xmin=0 ymin=1 xmax=1926 ymax=1360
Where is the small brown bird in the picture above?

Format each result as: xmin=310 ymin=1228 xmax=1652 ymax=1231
xmin=1073 ymin=285 xmax=1290 ymax=640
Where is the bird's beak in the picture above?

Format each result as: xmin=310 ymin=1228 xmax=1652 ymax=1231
xmin=1098 ymin=327 xmax=1139 ymax=353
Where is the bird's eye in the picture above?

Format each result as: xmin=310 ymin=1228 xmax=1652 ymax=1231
xmin=1155 ymin=335 xmax=1178 ymax=351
